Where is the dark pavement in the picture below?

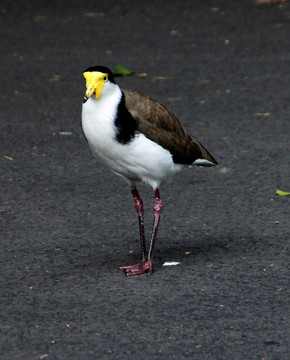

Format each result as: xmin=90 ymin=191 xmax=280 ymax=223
xmin=1 ymin=1 xmax=289 ymax=359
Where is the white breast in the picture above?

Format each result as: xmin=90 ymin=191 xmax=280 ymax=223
xmin=81 ymin=86 xmax=180 ymax=189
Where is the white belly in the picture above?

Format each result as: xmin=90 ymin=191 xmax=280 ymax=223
xmin=82 ymin=97 xmax=178 ymax=189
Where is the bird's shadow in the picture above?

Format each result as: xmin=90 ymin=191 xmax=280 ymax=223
xmin=45 ymin=231 xmax=263 ymax=281
xmin=94 ymin=233 xmax=240 ymax=271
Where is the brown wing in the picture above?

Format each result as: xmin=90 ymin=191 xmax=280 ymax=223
xmin=122 ymin=88 xmax=217 ymax=165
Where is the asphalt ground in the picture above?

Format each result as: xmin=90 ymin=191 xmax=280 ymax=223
xmin=0 ymin=1 xmax=289 ymax=359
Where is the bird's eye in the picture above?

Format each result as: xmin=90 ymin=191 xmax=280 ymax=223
xmin=103 ymin=75 xmax=108 ymax=82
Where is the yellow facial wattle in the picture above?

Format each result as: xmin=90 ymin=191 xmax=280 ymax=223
xmin=83 ymin=71 xmax=109 ymax=100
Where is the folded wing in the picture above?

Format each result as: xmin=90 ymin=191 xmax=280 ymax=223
xmin=123 ymin=89 xmax=217 ymax=165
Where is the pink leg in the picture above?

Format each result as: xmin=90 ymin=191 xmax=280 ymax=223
xmin=120 ymin=187 xmax=147 ymax=274
xmin=131 ymin=186 xmax=147 ymax=260
xmin=147 ymin=188 xmax=163 ymax=276
xmin=121 ymin=188 xmax=163 ymax=276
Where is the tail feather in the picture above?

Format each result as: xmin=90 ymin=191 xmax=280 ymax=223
xmin=190 ymin=135 xmax=218 ymax=166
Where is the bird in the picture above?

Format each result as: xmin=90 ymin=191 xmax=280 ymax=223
xmin=81 ymin=65 xmax=217 ymax=276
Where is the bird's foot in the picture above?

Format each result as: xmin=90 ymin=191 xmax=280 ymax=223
xmin=120 ymin=259 xmax=153 ymax=276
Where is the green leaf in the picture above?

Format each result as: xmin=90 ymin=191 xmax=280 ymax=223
xmin=276 ymin=189 xmax=290 ymax=196
xmin=114 ymin=65 xmax=134 ymax=76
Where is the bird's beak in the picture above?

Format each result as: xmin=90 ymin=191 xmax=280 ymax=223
xmin=83 ymin=71 xmax=105 ymax=103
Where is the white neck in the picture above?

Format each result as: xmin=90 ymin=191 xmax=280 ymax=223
xmin=81 ymin=83 xmax=122 ymax=146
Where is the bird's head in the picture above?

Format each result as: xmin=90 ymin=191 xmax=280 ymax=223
xmin=82 ymin=66 xmax=116 ymax=103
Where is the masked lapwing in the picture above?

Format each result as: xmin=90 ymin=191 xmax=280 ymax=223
xmin=81 ymin=66 xmax=217 ymax=276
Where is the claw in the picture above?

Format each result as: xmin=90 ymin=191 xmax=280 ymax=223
xmin=120 ymin=260 xmax=153 ymax=276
